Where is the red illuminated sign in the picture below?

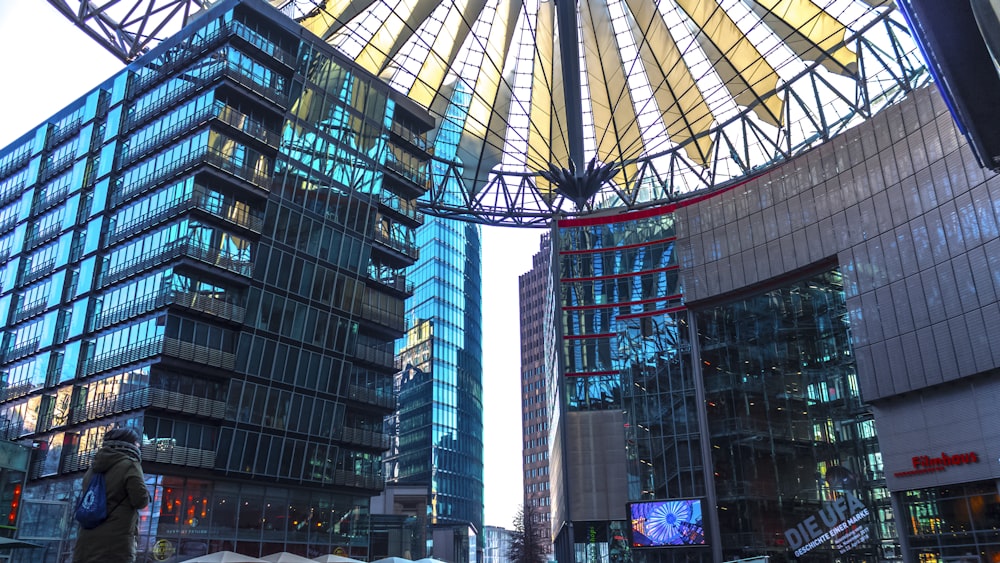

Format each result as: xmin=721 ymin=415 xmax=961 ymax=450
xmin=893 ymin=451 xmax=979 ymax=477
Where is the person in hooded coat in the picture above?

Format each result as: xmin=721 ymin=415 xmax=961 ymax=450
xmin=73 ymin=427 xmax=150 ymax=563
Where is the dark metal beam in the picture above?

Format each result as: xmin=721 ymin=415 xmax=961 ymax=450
xmin=47 ymin=0 xmax=209 ymax=62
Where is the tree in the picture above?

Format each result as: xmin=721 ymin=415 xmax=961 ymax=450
xmin=507 ymin=505 xmax=549 ymax=563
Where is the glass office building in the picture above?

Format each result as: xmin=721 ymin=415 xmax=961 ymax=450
xmin=536 ymin=83 xmax=1000 ymax=563
xmin=547 ymin=181 xmax=894 ymax=563
xmin=388 ymin=214 xmax=485 ymax=550
xmin=0 ymin=0 xmax=432 ymax=559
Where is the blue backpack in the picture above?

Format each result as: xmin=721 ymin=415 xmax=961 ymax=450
xmin=75 ymin=471 xmax=109 ymax=529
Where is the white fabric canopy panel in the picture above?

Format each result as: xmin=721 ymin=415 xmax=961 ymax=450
xmin=283 ymin=0 xmax=919 ymax=202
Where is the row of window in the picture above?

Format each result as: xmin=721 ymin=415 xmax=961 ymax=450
xmin=139 ymin=474 xmax=371 ymax=553
xmin=523 ymin=422 xmax=549 ymax=435
xmin=522 ymin=394 xmax=544 ymax=408
xmin=524 ymin=436 xmax=547 ymax=450
xmin=525 ymin=463 xmax=549 ymax=481
xmin=219 ymin=427 xmax=380 ymax=484
xmin=523 ymin=407 xmax=545 ymax=421
xmin=264 ymin=207 xmax=369 ymax=272
xmin=252 ymin=287 xmax=358 ymax=350
xmin=526 ymin=482 xmax=549 ymax=493
xmin=234 ymin=333 xmax=349 ymax=395
xmin=228 ymin=378 xmax=348 ymax=437
xmin=255 ymin=246 xmax=363 ymax=312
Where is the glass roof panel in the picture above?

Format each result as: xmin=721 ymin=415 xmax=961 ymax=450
xmin=279 ymin=0 xmax=927 ymax=224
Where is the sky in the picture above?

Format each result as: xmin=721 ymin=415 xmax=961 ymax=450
xmin=0 ymin=0 xmax=542 ymax=530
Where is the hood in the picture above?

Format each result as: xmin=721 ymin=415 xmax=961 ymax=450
xmin=91 ymin=447 xmax=134 ymax=473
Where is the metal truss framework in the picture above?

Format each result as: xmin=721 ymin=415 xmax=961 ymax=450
xmin=48 ymin=1 xmax=928 ymax=227
xmin=423 ymin=12 xmax=930 ymax=227
xmin=47 ymin=0 xmax=210 ymax=63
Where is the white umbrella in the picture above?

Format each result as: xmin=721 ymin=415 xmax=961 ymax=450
xmin=413 ymin=559 xmax=448 ymax=563
xmin=370 ymin=557 xmax=413 ymax=563
xmin=183 ymin=551 xmax=267 ymax=563
xmin=0 ymin=537 xmax=42 ymax=549
xmin=261 ymin=553 xmax=316 ymax=563
xmin=312 ymin=556 xmax=366 ymax=563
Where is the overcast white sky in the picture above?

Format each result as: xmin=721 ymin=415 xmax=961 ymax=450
xmin=0 ymin=0 xmax=542 ymax=530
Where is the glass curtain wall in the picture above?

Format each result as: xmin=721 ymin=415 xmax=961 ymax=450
xmin=555 ymin=210 xmax=689 ymax=563
xmin=0 ymin=2 xmax=430 ymax=560
xmin=394 ymin=215 xmax=485 ymax=538
xmin=695 ymin=269 xmax=896 ymax=563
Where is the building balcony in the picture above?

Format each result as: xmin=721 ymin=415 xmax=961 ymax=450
xmin=169 ymin=291 xmax=247 ymax=324
xmin=83 ymin=336 xmax=163 ymax=376
xmin=346 ymin=383 xmax=395 ymax=410
xmin=228 ymin=19 xmax=296 ymax=69
xmin=24 ymin=223 xmax=62 ymax=251
xmin=21 ymin=258 xmax=56 ymax=285
xmin=109 ymin=184 xmax=264 ymax=245
xmin=83 ymin=335 xmax=236 ymax=377
xmin=359 ymin=303 xmax=404 ymax=333
xmin=62 ymin=444 xmax=217 ymax=474
xmin=382 ymin=159 xmax=430 ymax=200
xmin=116 ymin=144 xmax=271 ymax=206
xmin=128 ymin=21 xmax=234 ymax=96
xmin=371 ymin=230 xmax=419 ymax=262
xmin=129 ymin=19 xmax=293 ymax=98
xmin=102 ymin=238 xmax=254 ymax=287
xmin=46 ymin=118 xmax=83 ymax=150
xmin=366 ymin=273 xmax=414 ymax=297
xmin=0 ymin=145 xmax=31 ymax=181
xmin=1 ymin=338 xmax=41 ymax=365
xmin=12 ymin=299 xmax=48 ymax=323
xmin=141 ymin=443 xmax=217 ymax=468
xmin=121 ymin=101 xmax=280 ymax=167
xmin=0 ymin=380 xmax=40 ymax=403
xmin=389 ymin=122 xmax=431 ymax=155
xmin=353 ymin=342 xmax=396 ymax=370
xmin=378 ymin=192 xmax=424 ymax=226
xmin=333 ymin=425 xmax=391 ymax=451
xmin=39 ymin=151 xmax=76 ymax=182
xmin=331 ymin=469 xmax=384 ymax=491
xmin=94 ymin=288 xmax=246 ymax=330
xmin=161 ymin=337 xmax=236 ymax=370
xmin=0 ymin=181 xmax=25 ymax=208
xmin=127 ymin=59 xmax=289 ymax=135
xmin=32 ymin=185 xmax=70 ymax=215
xmin=70 ymin=386 xmax=227 ymax=425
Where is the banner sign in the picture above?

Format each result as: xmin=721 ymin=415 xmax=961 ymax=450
xmin=783 ymin=493 xmax=870 ymax=557
xmin=893 ymin=451 xmax=979 ymax=478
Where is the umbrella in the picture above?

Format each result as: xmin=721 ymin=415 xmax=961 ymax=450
xmin=0 ymin=536 xmax=42 ymax=549
xmin=370 ymin=557 xmax=413 ymax=563
xmin=413 ymin=559 xmax=447 ymax=563
xmin=183 ymin=551 xmax=267 ymax=563
xmin=312 ymin=556 xmax=365 ymax=563
xmin=262 ymin=553 xmax=317 ymax=563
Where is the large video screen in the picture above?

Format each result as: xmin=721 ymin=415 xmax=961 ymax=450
xmin=629 ymin=499 xmax=706 ymax=547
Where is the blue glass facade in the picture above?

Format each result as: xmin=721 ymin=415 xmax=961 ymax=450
xmin=549 ymin=208 xmax=892 ymax=563
xmin=0 ymin=1 xmax=432 ymax=560
xmin=550 ymin=209 xmax=687 ymax=563
xmin=389 ymin=214 xmax=485 ymax=547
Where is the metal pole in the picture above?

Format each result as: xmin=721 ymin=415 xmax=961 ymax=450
xmin=554 ymin=0 xmax=586 ymax=170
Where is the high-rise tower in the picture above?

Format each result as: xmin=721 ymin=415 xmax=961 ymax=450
xmin=518 ymin=234 xmax=552 ymax=542
xmin=0 ymin=0 xmax=431 ymax=559
xmin=387 ymin=215 xmax=484 ymax=560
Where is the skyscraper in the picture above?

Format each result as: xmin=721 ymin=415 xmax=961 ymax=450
xmin=0 ymin=0 xmax=430 ymax=559
xmin=388 ymin=214 xmax=485 ymax=558
xmin=519 ymin=234 xmax=552 ymax=540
